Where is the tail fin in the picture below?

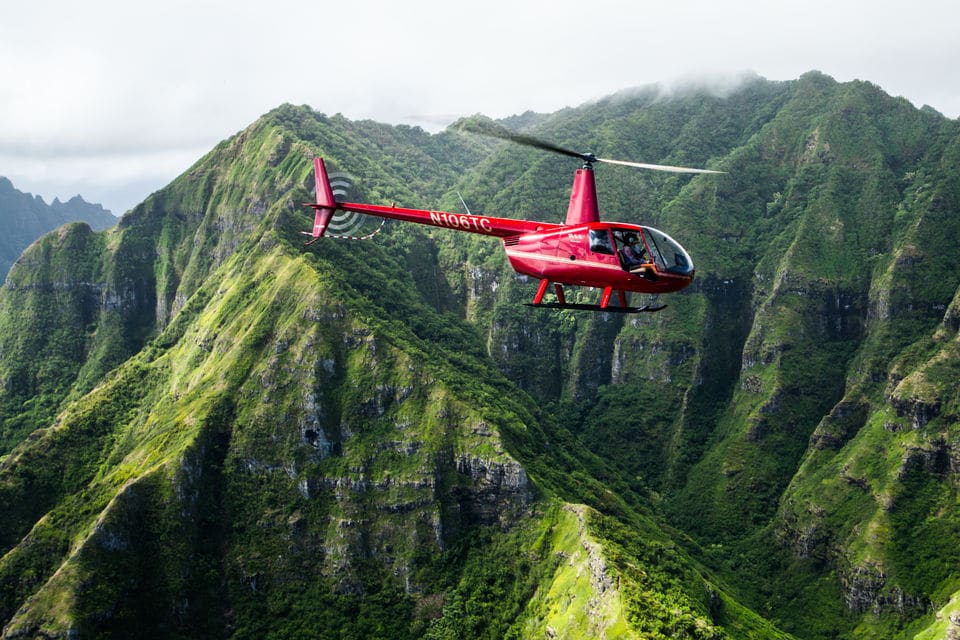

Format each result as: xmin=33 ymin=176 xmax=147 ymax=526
xmin=304 ymin=157 xmax=338 ymax=244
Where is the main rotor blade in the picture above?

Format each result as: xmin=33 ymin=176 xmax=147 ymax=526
xmin=456 ymin=117 xmax=725 ymax=174
xmin=598 ymin=157 xmax=725 ymax=174
xmin=456 ymin=118 xmax=590 ymax=162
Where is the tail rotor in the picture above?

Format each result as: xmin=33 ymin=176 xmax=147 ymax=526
xmin=323 ymin=172 xmax=385 ymax=240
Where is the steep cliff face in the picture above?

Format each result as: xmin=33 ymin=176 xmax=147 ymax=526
xmin=0 ymin=106 xmax=780 ymax=638
xmin=422 ymin=74 xmax=960 ymax=638
xmin=0 ymin=246 xmax=532 ymax=636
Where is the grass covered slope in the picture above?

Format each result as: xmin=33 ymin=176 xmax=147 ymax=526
xmin=417 ymin=73 xmax=960 ymax=638
xmin=0 ymin=105 xmax=788 ymax=638
xmin=3 ymin=73 xmax=960 ymax=638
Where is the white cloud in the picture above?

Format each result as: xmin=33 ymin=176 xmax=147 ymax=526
xmin=0 ymin=147 xmax=209 ymax=215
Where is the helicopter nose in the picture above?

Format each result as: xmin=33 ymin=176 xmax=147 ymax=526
xmin=672 ymin=269 xmax=695 ymax=292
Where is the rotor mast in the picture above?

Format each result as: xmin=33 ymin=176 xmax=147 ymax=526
xmin=565 ymin=161 xmax=600 ymax=226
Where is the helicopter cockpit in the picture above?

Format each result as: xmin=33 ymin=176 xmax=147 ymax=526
xmin=613 ymin=227 xmax=694 ymax=276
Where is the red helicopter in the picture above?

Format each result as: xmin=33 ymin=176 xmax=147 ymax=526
xmin=305 ymin=124 xmax=722 ymax=312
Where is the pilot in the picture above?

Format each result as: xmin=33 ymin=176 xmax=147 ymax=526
xmin=620 ymin=234 xmax=647 ymax=270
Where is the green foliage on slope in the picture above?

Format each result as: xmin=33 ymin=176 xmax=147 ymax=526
xmin=2 ymin=73 xmax=960 ymax=639
xmin=0 ymin=103 xmax=791 ymax=639
xmin=420 ymin=73 xmax=960 ymax=639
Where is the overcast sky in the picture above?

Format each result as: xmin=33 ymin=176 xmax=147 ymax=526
xmin=2 ymin=0 xmax=958 ymax=216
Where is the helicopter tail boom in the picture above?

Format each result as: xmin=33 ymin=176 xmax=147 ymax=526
xmin=304 ymin=157 xmax=555 ymax=241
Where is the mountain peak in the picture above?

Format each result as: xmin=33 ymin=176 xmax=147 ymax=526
xmin=0 ymin=177 xmax=116 ymax=281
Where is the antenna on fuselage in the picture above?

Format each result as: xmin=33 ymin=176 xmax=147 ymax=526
xmin=457 ymin=191 xmax=472 ymax=216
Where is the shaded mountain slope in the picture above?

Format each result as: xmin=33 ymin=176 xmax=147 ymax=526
xmin=423 ymin=72 xmax=960 ymax=638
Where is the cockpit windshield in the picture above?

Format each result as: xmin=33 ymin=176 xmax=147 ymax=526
xmin=640 ymin=226 xmax=694 ymax=275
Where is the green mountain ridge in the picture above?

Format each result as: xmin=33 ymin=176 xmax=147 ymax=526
xmin=0 ymin=177 xmax=116 ymax=283
xmin=1 ymin=72 xmax=958 ymax=639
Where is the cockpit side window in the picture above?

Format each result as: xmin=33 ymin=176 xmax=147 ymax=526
xmin=589 ymin=229 xmax=614 ymax=255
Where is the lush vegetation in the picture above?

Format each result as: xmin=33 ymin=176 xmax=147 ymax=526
xmin=1 ymin=73 xmax=959 ymax=639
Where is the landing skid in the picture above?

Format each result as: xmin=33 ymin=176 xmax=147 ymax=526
xmin=525 ymin=302 xmax=667 ymax=313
